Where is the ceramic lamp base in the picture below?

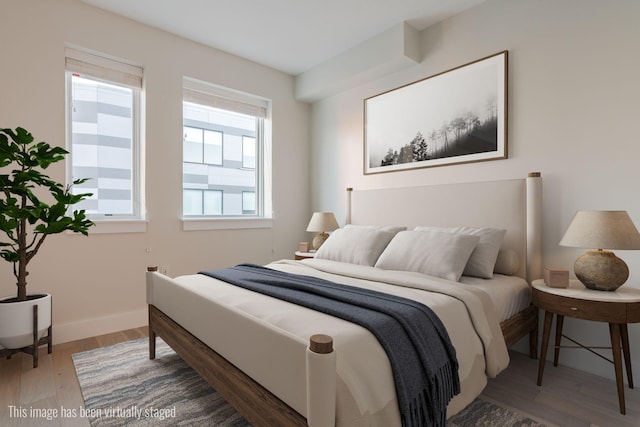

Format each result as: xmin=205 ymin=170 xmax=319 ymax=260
xmin=312 ymin=232 xmax=329 ymax=250
xmin=574 ymin=249 xmax=628 ymax=291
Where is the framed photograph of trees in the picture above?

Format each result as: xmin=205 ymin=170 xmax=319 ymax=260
xmin=364 ymin=51 xmax=508 ymax=174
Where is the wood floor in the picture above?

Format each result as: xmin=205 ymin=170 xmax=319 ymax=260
xmin=482 ymin=351 xmax=640 ymax=427
xmin=0 ymin=327 xmax=147 ymax=427
xmin=1 ymin=327 xmax=639 ymax=426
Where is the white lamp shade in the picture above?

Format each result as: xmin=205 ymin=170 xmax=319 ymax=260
xmin=306 ymin=212 xmax=339 ymax=233
xmin=559 ymin=211 xmax=640 ymax=250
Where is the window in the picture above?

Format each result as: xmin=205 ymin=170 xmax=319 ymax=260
xmin=183 ymin=189 xmax=223 ymax=216
xmin=183 ymin=127 xmax=222 ymax=165
xmin=182 ymin=78 xmax=271 ymax=225
xmin=242 ymin=191 xmax=256 ymax=215
xmin=242 ymin=136 xmax=256 ymax=169
xmin=65 ymin=47 xmax=144 ymax=224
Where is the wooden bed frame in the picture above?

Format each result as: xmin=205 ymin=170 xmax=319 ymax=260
xmin=148 ymin=172 xmax=542 ymax=427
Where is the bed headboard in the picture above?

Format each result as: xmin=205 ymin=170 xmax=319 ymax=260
xmin=346 ymin=173 xmax=542 ymax=283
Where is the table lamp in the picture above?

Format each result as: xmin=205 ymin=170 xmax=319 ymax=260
xmin=559 ymin=210 xmax=640 ymax=291
xmin=306 ymin=212 xmax=339 ymax=250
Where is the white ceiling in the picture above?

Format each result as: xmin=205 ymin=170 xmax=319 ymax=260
xmin=81 ymin=0 xmax=485 ymax=76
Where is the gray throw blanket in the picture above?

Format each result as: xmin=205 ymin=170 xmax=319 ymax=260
xmin=200 ymin=263 xmax=460 ymax=427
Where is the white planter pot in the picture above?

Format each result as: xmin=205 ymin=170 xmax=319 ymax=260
xmin=0 ymin=293 xmax=52 ymax=350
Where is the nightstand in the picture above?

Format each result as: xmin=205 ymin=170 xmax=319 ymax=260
xmin=294 ymin=251 xmax=316 ymax=260
xmin=532 ymin=278 xmax=640 ymax=414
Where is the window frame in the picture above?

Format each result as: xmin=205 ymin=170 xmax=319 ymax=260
xmin=64 ymin=47 xmax=145 ymax=232
xmin=181 ymin=77 xmax=272 ymax=231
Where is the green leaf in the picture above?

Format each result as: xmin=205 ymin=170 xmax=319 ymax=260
xmin=0 ymin=127 xmax=96 ymax=295
xmin=0 ymin=250 xmax=19 ymax=263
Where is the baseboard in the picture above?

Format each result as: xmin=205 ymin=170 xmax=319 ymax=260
xmin=53 ymin=308 xmax=148 ymax=345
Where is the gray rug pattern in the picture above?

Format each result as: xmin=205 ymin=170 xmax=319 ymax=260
xmin=72 ymin=338 xmax=249 ymax=426
xmin=73 ymin=338 xmax=548 ymax=427
xmin=447 ymin=398 xmax=547 ymax=427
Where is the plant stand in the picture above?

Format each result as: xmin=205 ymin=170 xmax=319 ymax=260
xmin=0 ymin=304 xmax=52 ymax=368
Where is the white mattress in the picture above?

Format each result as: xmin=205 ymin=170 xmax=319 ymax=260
xmin=459 ymin=274 xmax=531 ymax=322
xmin=148 ymin=259 xmax=513 ymax=426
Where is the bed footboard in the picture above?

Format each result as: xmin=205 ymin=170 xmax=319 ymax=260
xmin=148 ymin=304 xmax=311 ymax=426
xmin=147 ymin=267 xmax=338 ymax=427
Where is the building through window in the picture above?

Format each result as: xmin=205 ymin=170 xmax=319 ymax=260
xmin=182 ymin=79 xmax=270 ymax=218
xmin=65 ymin=47 xmax=143 ymax=220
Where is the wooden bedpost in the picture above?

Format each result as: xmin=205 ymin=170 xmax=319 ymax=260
xmin=147 ymin=266 xmax=158 ymax=360
xmin=309 ymin=334 xmax=333 ymax=354
xmin=526 ymin=172 xmax=542 ymax=284
xmin=307 ymin=334 xmax=336 ymax=427
xmin=526 ymin=172 xmax=542 ymax=359
xmin=346 ymin=187 xmax=353 ymax=225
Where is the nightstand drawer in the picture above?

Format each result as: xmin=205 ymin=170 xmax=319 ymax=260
xmin=533 ymin=290 xmax=625 ymax=323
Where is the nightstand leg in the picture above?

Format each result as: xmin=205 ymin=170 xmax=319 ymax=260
xmin=529 ymin=319 xmax=538 ymax=359
xmin=553 ymin=314 xmax=564 ymax=367
xmin=537 ymin=310 xmax=554 ymax=386
xmin=621 ymin=323 xmax=633 ymax=389
xmin=609 ymin=323 xmax=625 ymax=415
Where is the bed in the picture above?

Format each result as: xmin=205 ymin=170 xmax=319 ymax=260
xmin=146 ymin=172 xmax=542 ymax=427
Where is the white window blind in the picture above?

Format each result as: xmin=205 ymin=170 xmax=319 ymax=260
xmin=183 ymin=79 xmax=267 ymax=118
xmin=65 ymin=47 xmax=142 ymax=89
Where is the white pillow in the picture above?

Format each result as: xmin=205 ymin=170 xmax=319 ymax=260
xmin=315 ymin=225 xmax=405 ymax=266
xmin=414 ymin=226 xmax=506 ymax=279
xmin=493 ymin=249 xmax=520 ymax=276
xmin=374 ymin=230 xmax=480 ymax=282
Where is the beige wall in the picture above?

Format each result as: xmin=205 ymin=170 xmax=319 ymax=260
xmin=0 ymin=0 xmax=311 ymax=342
xmin=310 ymin=0 xmax=640 ymax=380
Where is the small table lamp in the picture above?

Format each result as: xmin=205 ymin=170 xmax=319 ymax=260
xmin=306 ymin=212 xmax=339 ymax=250
xmin=559 ymin=210 xmax=640 ymax=291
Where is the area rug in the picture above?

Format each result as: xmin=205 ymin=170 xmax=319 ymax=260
xmin=73 ymin=338 xmax=549 ymax=426
xmin=72 ymin=338 xmax=249 ymax=426
xmin=447 ymin=397 xmax=549 ymax=427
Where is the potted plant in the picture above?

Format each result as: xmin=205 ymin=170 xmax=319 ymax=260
xmin=0 ymin=127 xmax=94 ymax=366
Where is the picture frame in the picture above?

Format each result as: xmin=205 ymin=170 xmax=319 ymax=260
xmin=364 ymin=51 xmax=508 ymax=174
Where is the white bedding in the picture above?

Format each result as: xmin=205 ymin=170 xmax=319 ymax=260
xmin=148 ymin=258 xmax=515 ymax=426
xmin=460 ymin=274 xmax=531 ymax=322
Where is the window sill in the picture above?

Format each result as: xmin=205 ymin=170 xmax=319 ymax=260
xmin=80 ymin=219 xmax=148 ymax=234
xmin=182 ymin=217 xmax=273 ymax=231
